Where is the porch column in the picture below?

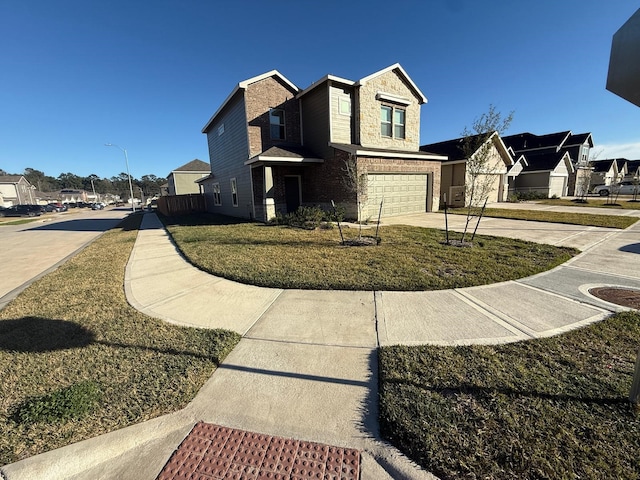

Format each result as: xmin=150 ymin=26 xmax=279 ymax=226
xmin=264 ymin=166 xmax=275 ymax=220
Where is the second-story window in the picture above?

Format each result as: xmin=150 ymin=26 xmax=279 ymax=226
xmin=394 ymin=108 xmax=406 ymax=139
xmin=380 ymin=105 xmax=406 ymax=139
xmin=269 ymin=109 xmax=285 ymax=140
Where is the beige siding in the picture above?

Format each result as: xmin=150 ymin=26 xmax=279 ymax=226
xmin=173 ymin=172 xmax=208 ymax=195
xmin=329 ymin=85 xmax=353 ymax=144
xmin=357 ymin=69 xmax=421 ymax=151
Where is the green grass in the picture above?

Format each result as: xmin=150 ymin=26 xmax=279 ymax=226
xmin=379 ymin=311 xmax=640 ymax=479
xmin=449 ymin=207 xmax=638 ymax=229
xmin=537 ymin=197 xmax=640 ymax=210
xmin=163 ymin=214 xmax=577 ymax=291
xmin=0 ymin=217 xmax=42 ymax=226
xmin=0 ymin=214 xmax=240 ymax=465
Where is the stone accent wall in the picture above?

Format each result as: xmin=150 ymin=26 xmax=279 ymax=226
xmin=357 ymin=69 xmax=421 ymax=151
xmin=245 ymin=77 xmax=300 ymax=158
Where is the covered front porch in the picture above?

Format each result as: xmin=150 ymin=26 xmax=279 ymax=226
xmin=246 ymin=146 xmax=324 ymax=222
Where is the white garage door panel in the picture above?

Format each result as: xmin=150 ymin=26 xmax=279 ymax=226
xmin=366 ymin=173 xmax=428 ymax=218
xmin=549 ymin=176 xmax=566 ymax=198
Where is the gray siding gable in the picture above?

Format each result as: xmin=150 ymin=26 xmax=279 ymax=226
xmin=300 ymin=83 xmax=330 ymax=158
xmin=206 ymin=91 xmax=253 ymax=218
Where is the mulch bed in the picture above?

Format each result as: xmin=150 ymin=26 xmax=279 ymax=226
xmin=589 ymin=287 xmax=640 ymax=309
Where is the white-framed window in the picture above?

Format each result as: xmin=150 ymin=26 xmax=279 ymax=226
xmin=269 ymin=108 xmax=285 ymax=140
xmin=394 ymin=108 xmax=406 ymax=139
xmin=381 ymin=105 xmax=406 ymax=139
xmin=338 ymin=95 xmax=351 ymax=116
xmin=212 ymin=183 xmax=221 ymax=206
xmin=230 ymin=178 xmax=238 ymax=207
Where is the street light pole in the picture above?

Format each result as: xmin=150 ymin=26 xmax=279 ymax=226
xmin=104 ymin=143 xmax=135 ymax=212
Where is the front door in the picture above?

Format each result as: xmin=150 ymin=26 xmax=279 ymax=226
xmin=284 ymin=176 xmax=301 ymax=213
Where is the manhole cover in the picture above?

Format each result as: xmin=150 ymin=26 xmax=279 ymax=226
xmin=589 ymin=287 xmax=640 ymax=309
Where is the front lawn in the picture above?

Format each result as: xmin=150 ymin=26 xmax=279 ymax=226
xmin=379 ymin=311 xmax=640 ymax=479
xmin=163 ymin=214 xmax=577 ymax=291
xmin=0 ymin=214 xmax=240 ymax=466
xmin=538 ymin=198 xmax=640 ymax=210
xmin=449 ymin=207 xmax=638 ymax=229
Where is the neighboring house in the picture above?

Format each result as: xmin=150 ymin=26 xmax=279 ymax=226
xmin=420 ymin=132 xmax=513 ymax=207
xmin=624 ymin=160 xmax=640 ymax=181
xmin=511 ymin=151 xmax=574 ymax=198
xmin=160 ymin=183 xmax=170 ymax=196
xmin=0 ymin=175 xmax=36 ymax=206
xmin=502 ymin=130 xmax=593 ymax=196
xmin=166 ymin=159 xmax=211 ymax=196
xmin=200 ymin=64 xmax=446 ymax=222
xmin=589 ymin=158 xmax=626 ymax=187
xmin=59 ymin=189 xmax=88 ymax=203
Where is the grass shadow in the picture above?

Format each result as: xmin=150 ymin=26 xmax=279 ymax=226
xmin=0 ymin=317 xmax=94 ymax=352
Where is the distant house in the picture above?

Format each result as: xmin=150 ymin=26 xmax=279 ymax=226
xmin=59 ymin=189 xmax=88 ymax=203
xmin=624 ymin=160 xmax=640 ymax=181
xmin=199 ymin=64 xmax=446 ymax=222
xmin=589 ymin=159 xmax=626 ymax=187
xmin=0 ymin=175 xmax=36 ymax=206
xmin=166 ymin=159 xmax=211 ymax=196
xmin=512 ymin=151 xmax=574 ymax=198
xmin=420 ymin=132 xmax=513 ymax=207
xmin=502 ymin=131 xmax=593 ymax=196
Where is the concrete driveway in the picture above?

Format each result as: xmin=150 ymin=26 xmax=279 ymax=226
xmin=382 ymin=202 xmax=640 ymax=250
xmin=0 ymin=208 xmax=130 ymax=309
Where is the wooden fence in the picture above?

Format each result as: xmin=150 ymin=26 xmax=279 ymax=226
xmin=156 ymin=194 xmax=206 ymax=216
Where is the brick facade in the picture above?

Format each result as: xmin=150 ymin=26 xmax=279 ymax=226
xmin=245 ymin=77 xmax=300 ymax=159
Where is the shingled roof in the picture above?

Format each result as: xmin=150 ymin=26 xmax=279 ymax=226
xmin=522 ymin=151 xmax=573 ymax=173
xmin=502 ymin=131 xmax=571 ymax=153
xmin=172 ymin=159 xmax=210 ymax=172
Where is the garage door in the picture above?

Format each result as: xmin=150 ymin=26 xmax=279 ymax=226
xmin=365 ymin=173 xmax=429 ymax=219
xmin=549 ymin=175 xmax=567 ymax=198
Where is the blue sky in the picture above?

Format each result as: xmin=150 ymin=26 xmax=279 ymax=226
xmin=1 ymin=1 xmax=638 ymax=181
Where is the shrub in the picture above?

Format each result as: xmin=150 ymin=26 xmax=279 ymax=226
xmin=512 ymin=191 xmax=548 ymax=201
xmin=285 ymin=206 xmax=325 ymax=229
xmin=13 ymin=381 xmax=101 ymax=425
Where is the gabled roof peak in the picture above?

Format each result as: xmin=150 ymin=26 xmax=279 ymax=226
xmin=357 ymin=63 xmax=427 ymax=104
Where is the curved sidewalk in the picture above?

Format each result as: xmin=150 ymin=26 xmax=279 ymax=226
xmin=4 ymin=210 xmax=640 ymax=480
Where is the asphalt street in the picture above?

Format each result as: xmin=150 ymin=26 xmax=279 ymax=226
xmin=0 ymin=207 xmax=130 ymax=310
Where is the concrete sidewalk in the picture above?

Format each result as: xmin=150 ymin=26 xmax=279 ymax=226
xmin=3 ymin=210 xmax=640 ymax=480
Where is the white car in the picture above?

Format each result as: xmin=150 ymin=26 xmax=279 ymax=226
xmin=593 ymin=181 xmax=639 ymax=196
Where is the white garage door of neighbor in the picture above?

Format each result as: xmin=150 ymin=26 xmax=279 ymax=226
xmin=549 ymin=175 xmax=567 ymax=197
xmin=366 ymin=173 xmax=428 ymax=218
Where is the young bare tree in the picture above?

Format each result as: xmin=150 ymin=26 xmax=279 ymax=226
xmin=576 ymin=149 xmax=602 ymax=202
xmin=342 ymin=156 xmax=369 ymax=239
xmin=459 ymin=105 xmax=514 ymax=243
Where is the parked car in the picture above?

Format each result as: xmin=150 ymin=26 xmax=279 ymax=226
xmin=91 ymin=203 xmax=104 ymax=210
xmin=593 ymin=181 xmax=640 ymax=196
xmin=48 ymin=203 xmax=67 ymax=212
xmin=3 ymin=205 xmax=42 ymax=217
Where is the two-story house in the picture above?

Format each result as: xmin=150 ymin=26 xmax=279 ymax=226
xmin=0 ymin=175 xmax=36 ymax=206
xmin=200 ymin=64 xmax=446 ymax=222
xmin=166 ymin=159 xmax=211 ymax=196
xmin=501 ymin=131 xmax=593 ymax=197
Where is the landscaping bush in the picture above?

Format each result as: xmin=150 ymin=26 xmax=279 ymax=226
xmin=285 ymin=206 xmax=325 ymax=229
xmin=13 ymin=381 xmax=101 ymax=425
xmin=511 ymin=191 xmax=549 ymax=201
